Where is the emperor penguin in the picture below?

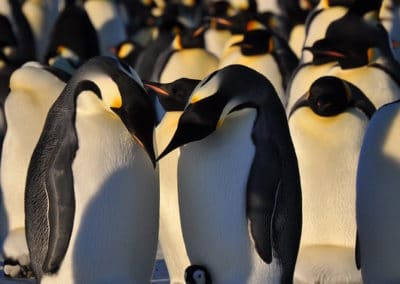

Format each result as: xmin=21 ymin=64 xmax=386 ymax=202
xmin=287 ymin=7 xmax=398 ymax=113
xmin=25 ymin=56 xmax=159 ymax=283
xmin=112 ymin=39 xmax=143 ymax=70
xmin=84 ymin=0 xmax=127 ymax=56
xmin=144 ymin=78 xmax=200 ymax=283
xmin=22 ymin=0 xmax=60 ymax=61
xmin=288 ymin=76 xmax=377 ymax=283
xmin=223 ymin=26 xmax=298 ymax=106
xmin=1 ymin=62 xmax=70 ymax=278
xmin=0 ymin=0 xmax=36 ymax=64
xmin=157 ymin=65 xmax=302 ymax=284
xmin=152 ymin=27 xmax=219 ymax=83
xmin=356 ymin=99 xmax=400 ymax=283
xmin=44 ymin=0 xmax=100 ymax=69
xmin=301 ymin=0 xmax=382 ymax=63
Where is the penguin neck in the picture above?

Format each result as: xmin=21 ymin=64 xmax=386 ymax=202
xmin=156 ymin=111 xmax=183 ymax=154
xmin=75 ymin=90 xmax=107 ymax=115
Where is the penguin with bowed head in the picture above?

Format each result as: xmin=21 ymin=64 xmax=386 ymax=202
xmin=24 ymin=56 xmax=159 ymax=283
xmin=144 ymin=77 xmax=201 ymax=283
xmin=0 ymin=62 xmax=70 ymax=278
xmin=288 ymin=76 xmax=377 ymax=283
xmin=157 ymin=64 xmax=302 ymax=284
xmin=225 ymin=24 xmax=298 ymax=107
xmin=356 ymin=99 xmax=400 ymax=283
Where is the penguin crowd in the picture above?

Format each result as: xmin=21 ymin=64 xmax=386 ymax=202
xmin=0 ymin=0 xmax=399 ymax=283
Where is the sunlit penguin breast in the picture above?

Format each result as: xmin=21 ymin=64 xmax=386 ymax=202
xmin=289 ymin=108 xmax=367 ymax=247
xmin=177 ymin=108 xmax=281 ymax=283
xmin=160 ymin=49 xmax=219 ymax=83
xmin=1 ymin=63 xmax=67 ymax=231
xmin=155 ymin=111 xmax=191 ymax=283
xmin=327 ymin=65 xmax=400 ymax=107
xmin=41 ymin=90 xmax=158 ymax=283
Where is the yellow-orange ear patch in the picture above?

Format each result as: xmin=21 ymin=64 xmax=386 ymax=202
xmin=111 ymin=96 xmax=122 ymax=108
xmin=118 ymin=43 xmax=134 ymax=58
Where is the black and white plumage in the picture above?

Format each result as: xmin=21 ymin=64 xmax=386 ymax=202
xmin=158 ymin=65 xmax=302 ymax=284
xmin=25 ymin=56 xmax=158 ymax=283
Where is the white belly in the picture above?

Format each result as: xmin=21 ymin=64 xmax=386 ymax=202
xmin=178 ymin=109 xmax=280 ymax=283
xmin=42 ymin=101 xmax=158 ymax=283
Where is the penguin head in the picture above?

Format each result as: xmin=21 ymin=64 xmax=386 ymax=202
xmin=157 ymin=65 xmax=278 ymax=160
xmin=304 ymin=12 xmax=390 ymax=68
xmin=231 ymin=27 xmax=280 ymax=56
xmin=112 ymin=40 xmax=143 ymax=67
xmin=75 ymin=57 xmax=157 ymax=165
xmin=289 ymin=76 xmax=376 ymax=118
xmin=184 ymin=265 xmax=211 ymax=284
xmin=143 ymin=78 xmax=200 ymax=111
xmin=172 ymin=27 xmax=206 ymax=50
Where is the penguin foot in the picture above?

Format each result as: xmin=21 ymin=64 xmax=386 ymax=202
xmin=3 ymin=258 xmax=33 ymax=278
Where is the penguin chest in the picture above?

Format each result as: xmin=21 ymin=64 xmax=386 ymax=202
xmin=160 ymin=49 xmax=219 ymax=83
xmin=233 ymin=54 xmax=285 ymax=103
xmin=204 ymin=29 xmax=232 ymax=58
xmin=56 ymin=104 xmax=158 ymax=282
xmin=328 ymin=66 xmax=400 ymax=107
xmin=1 ymin=74 xmax=64 ymax=229
xmin=178 ymin=109 xmax=270 ymax=282
xmin=289 ymin=108 xmax=368 ymax=247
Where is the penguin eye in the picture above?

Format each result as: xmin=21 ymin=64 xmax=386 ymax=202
xmin=194 ymin=270 xmax=204 ymax=279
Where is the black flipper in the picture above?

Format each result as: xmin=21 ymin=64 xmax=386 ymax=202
xmin=25 ymin=80 xmax=100 ymax=280
xmin=355 ymin=231 xmax=361 ymax=269
xmin=247 ymin=101 xmax=302 ymax=283
xmin=247 ymin=136 xmax=281 ymax=264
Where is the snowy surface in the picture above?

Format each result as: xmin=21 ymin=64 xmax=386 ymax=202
xmin=0 ymin=246 xmax=170 ymax=283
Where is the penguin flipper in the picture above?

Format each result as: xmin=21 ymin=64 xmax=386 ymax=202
xmin=355 ymin=230 xmax=361 ymax=269
xmin=42 ymin=125 xmax=77 ymax=273
xmin=247 ymin=138 xmax=281 ymax=264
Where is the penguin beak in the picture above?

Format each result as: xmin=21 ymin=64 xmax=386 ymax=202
xmin=143 ymin=81 xmax=170 ymax=96
xmin=157 ymin=101 xmax=219 ymax=161
xmin=303 ymin=46 xmax=346 ymax=59
xmin=193 ymin=26 xmax=206 ymax=37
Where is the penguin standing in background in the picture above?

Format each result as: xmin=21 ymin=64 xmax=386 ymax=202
xmin=157 ymin=65 xmax=302 ymax=284
xmin=301 ymin=0 xmax=382 ymax=63
xmin=133 ymin=3 xmax=181 ymax=81
xmin=288 ymin=76 xmax=377 ymax=283
xmin=22 ymin=0 xmax=60 ymax=61
xmin=152 ymin=27 xmax=219 ymax=83
xmin=145 ymin=78 xmax=200 ymax=283
xmin=0 ymin=0 xmax=36 ymax=64
xmin=356 ymin=99 xmax=400 ymax=283
xmin=84 ymin=0 xmax=127 ymax=55
xmin=286 ymin=4 xmax=395 ymax=113
xmin=44 ymin=0 xmax=99 ymax=72
xmin=203 ymin=1 xmax=236 ymax=58
xmin=112 ymin=39 xmax=143 ymax=71
xmin=224 ymin=26 xmax=298 ymax=106
xmin=1 ymin=62 xmax=70 ymax=278
xmin=25 ymin=56 xmax=159 ymax=283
